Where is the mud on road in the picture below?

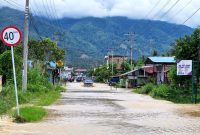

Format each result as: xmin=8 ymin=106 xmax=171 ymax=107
xmin=1 ymin=82 xmax=200 ymax=135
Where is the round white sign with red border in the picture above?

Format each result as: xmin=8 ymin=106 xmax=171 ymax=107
xmin=0 ymin=26 xmax=22 ymax=47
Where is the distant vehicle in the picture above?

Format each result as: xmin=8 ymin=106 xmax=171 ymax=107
xmin=76 ymin=77 xmax=82 ymax=82
xmin=109 ymin=76 xmax=119 ymax=86
xmin=84 ymin=79 xmax=93 ymax=87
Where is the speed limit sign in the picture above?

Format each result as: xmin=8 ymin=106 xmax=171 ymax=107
xmin=0 ymin=26 xmax=22 ymax=116
xmin=0 ymin=26 xmax=22 ymax=47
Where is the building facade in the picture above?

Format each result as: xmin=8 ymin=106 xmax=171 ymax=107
xmin=105 ymin=55 xmax=128 ymax=70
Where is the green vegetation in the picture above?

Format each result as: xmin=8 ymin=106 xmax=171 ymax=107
xmin=121 ymin=60 xmax=132 ymax=73
xmin=89 ymin=64 xmax=117 ymax=82
xmin=0 ymin=38 xmax=65 ymax=122
xmin=0 ymin=65 xmax=65 ymax=115
xmin=36 ymin=90 xmax=62 ymax=106
xmin=135 ymin=83 xmax=154 ymax=94
xmin=13 ymin=106 xmax=47 ymax=122
xmin=134 ymin=84 xmax=197 ymax=103
xmin=135 ymin=28 xmax=200 ymax=104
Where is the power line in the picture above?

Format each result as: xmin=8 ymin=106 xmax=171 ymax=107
xmin=170 ymin=0 xmax=193 ymax=20
xmin=51 ymin=0 xmax=64 ymax=30
xmin=29 ymin=13 xmax=43 ymax=40
xmin=159 ymin=0 xmax=181 ymax=19
xmin=151 ymin=0 xmax=172 ymax=19
xmin=40 ymin=0 xmax=56 ymax=26
xmin=2 ymin=0 xmax=23 ymax=9
xmin=145 ymin=0 xmax=162 ymax=18
xmin=45 ymin=0 xmax=57 ymax=21
xmin=30 ymin=0 xmax=64 ymax=44
xmin=0 ymin=0 xmax=24 ymax=25
xmin=182 ymin=7 xmax=200 ymax=24
xmin=49 ymin=0 xmax=64 ymax=33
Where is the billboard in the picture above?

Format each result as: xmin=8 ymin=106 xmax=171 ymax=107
xmin=177 ymin=60 xmax=192 ymax=76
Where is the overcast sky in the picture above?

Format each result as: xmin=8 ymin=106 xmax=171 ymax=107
xmin=1 ymin=0 xmax=200 ymax=27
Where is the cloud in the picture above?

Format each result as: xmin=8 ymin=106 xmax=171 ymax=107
xmin=1 ymin=0 xmax=200 ymax=27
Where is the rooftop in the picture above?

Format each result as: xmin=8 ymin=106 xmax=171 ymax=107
xmin=146 ymin=57 xmax=176 ymax=64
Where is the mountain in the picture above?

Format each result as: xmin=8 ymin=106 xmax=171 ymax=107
xmin=0 ymin=7 xmax=194 ymax=68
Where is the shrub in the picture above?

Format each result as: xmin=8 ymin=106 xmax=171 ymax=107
xmin=137 ymin=83 xmax=154 ymax=94
xmin=27 ymin=84 xmax=49 ymax=93
xmin=151 ymin=84 xmax=170 ymax=98
xmin=0 ymin=84 xmax=15 ymax=114
xmin=141 ymin=83 xmax=154 ymax=94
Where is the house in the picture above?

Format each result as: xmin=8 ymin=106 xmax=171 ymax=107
xmin=145 ymin=56 xmax=176 ymax=84
xmin=75 ymin=68 xmax=87 ymax=77
xmin=105 ymin=55 xmax=128 ymax=70
xmin=119 ymin=66 xmax=155 ymax=88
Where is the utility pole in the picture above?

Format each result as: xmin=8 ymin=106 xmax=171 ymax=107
xmin=107 ymin=47 xmax=116 ymax=76
xmin=124 ymin=32 xmax=135 ymax=70
xmin=22 ymin=0 xmax=30 ymax=92
xmin=130 ymin=45 xmax=133 ymax=70
xmin=111 ymin=50 xmax=114 ymax=76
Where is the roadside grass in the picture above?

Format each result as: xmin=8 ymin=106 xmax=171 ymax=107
xmin=36 ymin=90 xmax=61 ymax=106
xmin=0 ymin=66 xmax=66 ymax=123
xmin=134 ymin=83 xmax=200 ymax=104
xmin=13 ymin=106 xmax=47 ymax=122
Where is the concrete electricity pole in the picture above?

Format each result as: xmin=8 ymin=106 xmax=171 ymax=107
xmin=125 ymin=32 xmax=135 ymax=70
xmin=107 ymin=47 xmax=116 ymax=76
xmin=130 ymin=45 xmax=133 ymax=70
xmin=22 ymin=0 xmax=30 ymax=92
xmin=111 ymin=50 xmax=114 ymax=76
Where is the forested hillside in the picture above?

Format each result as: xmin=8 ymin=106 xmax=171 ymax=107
xmin=0 ymin=7 xmax=194 ymax=68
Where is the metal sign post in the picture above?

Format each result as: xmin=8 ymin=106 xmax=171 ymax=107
xmin=11 ymin=46 xmax=20 ymax=116
xmin=177 ymin=60 xmax=197 ymax=103
xmin=0 ymin=26 xmax=22 ymax=116
xmin=192 ymin=61 xmax=196 ymax=104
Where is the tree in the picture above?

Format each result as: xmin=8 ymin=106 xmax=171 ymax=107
xmin=0 ymin=50 xmax=22 ymax=81
xmin=171 ymin=29 xmax=200 ymax=61
xmin=0 ymin=40 xmax=9 ymax=54
xmin=91 ymin=64 xmax=117 ymax=82
xmin=15 ymin=38 xmax=65 ymax=62
xmin=136 ymin=56 xmax=145 ymax=68
xmin=169 ymin=28 xmax=200 ymax=89
xmin=121 ymin=60 xmax=131 ymax=73
xmin=152 ymin=49 xmax=158 ymax=56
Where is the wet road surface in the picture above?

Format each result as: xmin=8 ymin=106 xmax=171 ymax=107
xmin=1 ymin=82 xmax=200 ymax=135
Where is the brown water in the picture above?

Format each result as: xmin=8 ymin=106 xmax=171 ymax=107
xmin=0 ymin=83 xmax=200 ymax=135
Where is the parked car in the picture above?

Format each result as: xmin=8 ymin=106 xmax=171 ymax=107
xmin=84 ymin=79 xmax=93 ymax=87
xmin=109 ymin=76 xmax=119 ymax=86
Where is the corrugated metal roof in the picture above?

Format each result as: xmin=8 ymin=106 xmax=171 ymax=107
xmin=148 ymin=57 xmax=176 ymax=63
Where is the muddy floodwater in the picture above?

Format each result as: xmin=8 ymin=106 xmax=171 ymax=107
xmin=1 ymin=83 xmax=200 ymax=135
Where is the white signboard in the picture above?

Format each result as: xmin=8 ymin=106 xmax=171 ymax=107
xmin=177 ymin=60 xmax=192 ymax=76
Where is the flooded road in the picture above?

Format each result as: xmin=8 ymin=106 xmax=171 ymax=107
xmin=1 ymin=82 xmax=200 ymax=135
